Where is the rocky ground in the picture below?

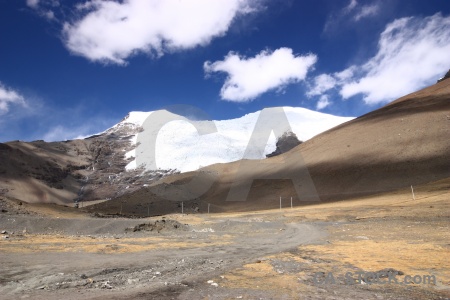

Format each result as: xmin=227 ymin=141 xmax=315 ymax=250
xmin=0 ymin=178 xmax=449 ymax=299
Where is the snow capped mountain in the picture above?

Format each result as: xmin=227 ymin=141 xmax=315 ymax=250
xmin=111 ymin=107 xmax=354 ymax=173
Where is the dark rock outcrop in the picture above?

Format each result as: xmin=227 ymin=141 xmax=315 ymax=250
xmin=266 ymin=131 xmax=302 ymax=158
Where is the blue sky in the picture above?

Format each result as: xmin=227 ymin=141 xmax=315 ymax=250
xmin=1 ymin=0 xmax=450 ymax=142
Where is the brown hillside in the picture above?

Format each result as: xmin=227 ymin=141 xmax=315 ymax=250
xmin=90 ymin=79 xmax=450 ymax=216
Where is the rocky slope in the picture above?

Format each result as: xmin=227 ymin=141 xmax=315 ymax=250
xmin=0 ymin=120 xmax=177 ymax=205
xmin=266 ymin=131 xmax=302 ymax=158
xmin=88 ymin=78 xmax=450 ymax=216
xmin=0 ymin=107 xmax=350 ymax=205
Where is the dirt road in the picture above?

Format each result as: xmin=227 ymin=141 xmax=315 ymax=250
xmin=0 ymin=213 xmax=325 ymax=299
xmin=0 ymin=177 xmax=449 ymax=299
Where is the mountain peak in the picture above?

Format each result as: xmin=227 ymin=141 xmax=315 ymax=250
xmin=120 ymin=106 xmax=354 ymax=173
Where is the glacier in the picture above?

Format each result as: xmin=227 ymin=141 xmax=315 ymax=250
xmin=106 ymin=107 xmax=354 ymax=173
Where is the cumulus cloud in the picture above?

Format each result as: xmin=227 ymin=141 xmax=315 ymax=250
xmin=307 ymin=74 xmax=337 ymax=96
xmin=62 ymin=0 xmax=259 ymax=65
xmin=309 ymin=13 xmax=450 ymax=105
xmin=0 ymin=83 xmax=26 ymax=115
xmin=204 ymin=48 xmax=317 ymax=102
xmin=316 ymin=95 xmax=331 ymax=110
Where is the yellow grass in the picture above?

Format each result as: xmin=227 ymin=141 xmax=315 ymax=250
xmin=0 ymin=234 xmax=232 ymax=254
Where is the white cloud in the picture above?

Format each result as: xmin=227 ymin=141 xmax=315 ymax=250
xmin=204 ymin=48 xmax=317 ymax=102
xmin=344 ymin=0 xmax=379 ymax=21
xmin=307 ymin=74 xmax=337 ymax=96
xmin=39 ymin=105 xmax=116 ymax=142
xmin=42 ymin=124 xmax=100 ymax=142
xmin=335 ymin=68 xmax=355 ymax=81
xmin=26 ymin=0 xmax=40 ymax=8
xmin=0 ymin=83 xmax=26 ymax=115
xmin=344 ymin=0 xmax=358 ymax=12
xmin=316 ymin=95 xmax=331 ymax=110
xmin=26 ymin=108 xmax=114 ymax=142
xmin=310 ymin=13 xmax=450 ymax=105
xmin=62 ymin=0 xmax=259 ymax=65
xmin=42 ymin=125 xmax=74 ymax=142
xmin=0 ymin=89 xmax=116 ymax=142
xmin=26 ymin=0 xmax=59 ymax=21
xmin=354 ymin=4 xmax=379 ymax=21
xmin=44 ymin=10 xmax=55 ymax=20
xmin=324 ymin=0 xmax=380 ymax=33
xmin=341 ymin=14 xmax=450 ymax=104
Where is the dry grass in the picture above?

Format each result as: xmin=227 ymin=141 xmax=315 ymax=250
xmin=216 ymin=178 xmax=450 ymax=294
xmin=0 ymin=234 xmax=232 ymax=254
xmin=218 ymin=260 xmax=305 ymax=298
xmin=1 ymin=178 xmax=448 ymax=298
xmin=282 ymin=178 xmax=450 ymax=221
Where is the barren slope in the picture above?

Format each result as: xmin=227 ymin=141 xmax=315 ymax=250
xmin=0 ymin=121 xmax=175 ymax=205
xmin=0 ymin=107 xmax=349 ymax=205
xmin=91 ymin=80 xmax=450 ymax=216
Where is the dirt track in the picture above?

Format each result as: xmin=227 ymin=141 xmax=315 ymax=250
xmin=0 ymin=211 xmax=325 ymax=300
xmin=1 ymin=177 xmax=449 ymax=299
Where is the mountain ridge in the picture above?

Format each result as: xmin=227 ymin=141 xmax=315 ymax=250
xmin=87 ymin=79 xmax=450 ymax=216
xmin=0 ymin=106 xmax=351 ymax=205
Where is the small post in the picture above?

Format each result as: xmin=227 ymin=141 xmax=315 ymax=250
xmin=411 ymin=185 xmax=415 ymax=200
xmin=279 ymin=196 xmax=282 ymax=210
xmin=208 ymin=203 xmax=210 ymax=214
xmin=290 ymin=196 xmax=293 ymax=209
xmin=181 ymin=202 xmax=184 ymax=214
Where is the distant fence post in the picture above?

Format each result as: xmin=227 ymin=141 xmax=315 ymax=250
xmin=290 ymin=196 xmax=293 ymax=209
xmin=411 ymin=185 xmax=415 ymax=200
xmin=208 ymin=203 xmax=210 ymax=214
xmin=181 ymin=202 xmax=184 ymax=214
xmin=279 ymin=196 xmax=282 ymax=210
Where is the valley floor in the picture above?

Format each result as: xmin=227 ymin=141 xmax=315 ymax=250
xmin=0 ymin=178 xmax=449 ymax=299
